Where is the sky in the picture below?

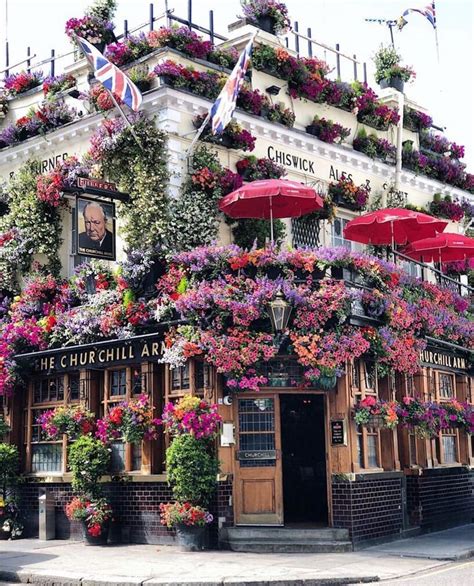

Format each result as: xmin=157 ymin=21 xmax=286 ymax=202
xmin=1 ymin=0 xmax=473 ymax=171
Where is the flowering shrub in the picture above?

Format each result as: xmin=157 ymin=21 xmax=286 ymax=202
xmin=241 ymin=0 xmax=292 ymax=34
xmin=193 ymin=114 xmax=256 ymax=152
xmin=96 ymin=394 xmax=160 ymax=443
xmin=328 ymin=177 xmax=370 ymax=210
xmin=429 ymin=195 xmax=465 ymax=222
xmin=159 ymin=501 xmax=213 ymax=528
xmin=65 ymin=15 xmax=115 ymax=46
xmin=353 ymin=128 xmax=396 ymax=163
xmin=3 ymin=70 xmax=43 ymax=96
xmin=353 ymin=396 xmax=399 ymax=429
xmin=306 ymin=115 xmax=351 ymax=144
xmin=36 ymin=156 xmax=90 ymax=207
xmin=160 ymin=395 xmax=221 ymax=439
xmin=236 ymin=156 xmax=286 ymax=181
xmin=403 ymin=107 xmax=432 ymax=132
xmin=65 ymin=496 xmax=112 ymax=536
xmin=68 ymin=436 xmax=111 ymax=495
xmin=38 ymin=405 xmax=95 ymax=440
xmin=397 ymin=396 xmax=474 ymax=437
xmin=43 ymin=74 xmax=77 ymax=97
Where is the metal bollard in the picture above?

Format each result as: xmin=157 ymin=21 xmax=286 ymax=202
xmin=38 ymin=489 xmax=55 ymax=540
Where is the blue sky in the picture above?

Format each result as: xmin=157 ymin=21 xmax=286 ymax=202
xmin=2 ymin=0 xmax=473 ymax=170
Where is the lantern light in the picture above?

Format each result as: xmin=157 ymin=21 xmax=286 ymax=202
xmin=267 ymin=289 xmax=292 ymax=333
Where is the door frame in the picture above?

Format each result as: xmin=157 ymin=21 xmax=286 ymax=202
xmin=232 ymin=389 xmax=333 ymax=527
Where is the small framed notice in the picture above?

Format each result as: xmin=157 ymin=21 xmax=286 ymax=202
xmin=330 ymin=419 xmax=346 ymax=446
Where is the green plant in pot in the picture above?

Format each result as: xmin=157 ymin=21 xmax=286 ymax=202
xmin=127 ymin=65 xmax=152 ymax=93
xmin=67 ymin=436 xmax=112 ymax=545
xmin=373 ymin=45 xmax=415 ymax=92
xmin=0 ymin=443 xmax=23 ymax=540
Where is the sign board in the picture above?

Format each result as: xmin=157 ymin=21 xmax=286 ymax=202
xmin=76 ymin=195 xmax=116 ymax=261
xmin=420 ymin=349 xmax=468 ymax=372
xmin=77 ymin=177 xmax=118 ymax=192
xmin=330 ymin=420 xmax=346 ymax=446
xmin=237 ymin=450 xmax=276 ymax=461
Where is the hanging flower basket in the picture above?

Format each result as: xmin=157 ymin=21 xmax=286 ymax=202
xmin=366 ymin=414 xmax=386 ymax=429
xmin=256 ymin=15 xmax=277 ymax=34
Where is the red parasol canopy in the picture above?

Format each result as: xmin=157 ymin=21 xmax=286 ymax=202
xmin=219 ymin=179 xmax=324 ymax=219
xmin=401 ymin=233 xmax=474 ymax=263
xmin=343 ymin=208 xmax=448 ymax=246
xmin=219 ymin=179 xmax=324 ymax=243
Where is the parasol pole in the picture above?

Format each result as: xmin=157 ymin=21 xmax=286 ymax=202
xmin=269 ymin=197 xmax=274 ymax=244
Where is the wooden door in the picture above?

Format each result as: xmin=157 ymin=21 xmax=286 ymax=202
xmin=234 ymin=395 xmax=283 ymax=525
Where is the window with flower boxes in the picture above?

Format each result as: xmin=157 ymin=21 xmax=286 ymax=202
xmin=430 ymin=370 xmax=460 ymax=466
xmin=351 ymin=359 xmax=382 ymax=471
xmin=25 ymin=373 xmax=80 ymax=473
xmin=165 ymin=359 xmax=216 ymax=403
xmin=102 ymin=364 xmax=160 ymax=474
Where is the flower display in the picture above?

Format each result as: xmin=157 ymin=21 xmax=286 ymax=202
xmin=373 ymin=46 xmax=415 ymax=84
xmin=193 ymin=114 xmax=256 ymax=152
xmin=236 ymin=156 xmax=286 ymax=181
xmin=353 ymin=396 xmax=399 ymax=429
xmin=96 ymin=394 xmax=160 ymax=443
xmin=240 ymin=0 xmax=292 ymax=35
xmin=328 ymin=177 xmax=370 ymax=210
xmin=420 ymin=132 xmax=465 ymax=160
xmin=3 ymin=70 xmax=43 ymax=96
xmin=403 ymin=107 xmax=432 ymax=132
xmin=353 ymin=82 xmax=400 ymax=130
xmin=65 ymin=15 xmax=115 ymax=46
xmin=42 ymin=74 xmax=77 ymax=97
xmin=236 ymin=86 xmax=295 ymax=127
xmin=154 ymin=60 xmax=225 ymax=101
xmin=429 ymin=195 xmax=465 ymax=222
xmin=65 ymin=496 xmax=113 ymax=536
xmin=37 ymin=405 xmax=95 ymax=440
xmin=36 ymin=156 xmax=91 ymax=207
xmin=159 ymin=501 xmax=213 ymax=528
xmin=353 ymin=128 xmax=396 ymax=163
xmin=81 ymin=84 xmax=122 ymax=112
xmin=160 ymin=395 xmax=222 ymax=439
xmin=306 ymin=115 xmax=351 ymax=144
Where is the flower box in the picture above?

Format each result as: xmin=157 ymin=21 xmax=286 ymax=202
xmin=331 ymin=192 xmax=363 ymax=211
xmin=379 ymin=77 xmax=404 ymax=92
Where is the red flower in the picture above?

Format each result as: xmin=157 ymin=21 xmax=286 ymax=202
xmin=109 ymin=407 xmax=123 ymax=425
xmin=88 ymin=523 xmax=102 ymax=537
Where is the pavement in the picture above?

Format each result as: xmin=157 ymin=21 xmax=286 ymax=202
xmin=0 ymin=524 xmax=472 ymax=586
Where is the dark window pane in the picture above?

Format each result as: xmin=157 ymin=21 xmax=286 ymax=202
xmin=110 ymin=442 xmax=125 ymax=472
xmin=132 ymin=443 xmax=142 ymax=471
xmin=69 ymin=374 xmax=80 ymax=401
xmin=31 ymin=444 xmax=62 ymax=472
xmin=367 ymin=435 xmax=378 ymax=468
xmin=110 ymin=370 xmax=127 ymax=396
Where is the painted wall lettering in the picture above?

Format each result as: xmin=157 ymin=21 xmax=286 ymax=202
xmin=267 ymin=146 xmax=316 ymax=174
xmin=9 ymin=153 xmax=69 ymax=179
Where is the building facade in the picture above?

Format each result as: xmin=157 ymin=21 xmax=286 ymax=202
xmin=0 ymin=7 xmax=473 ymax=550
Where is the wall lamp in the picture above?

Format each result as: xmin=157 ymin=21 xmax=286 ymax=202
xmin=266 ymin=85 xmax=281 ymax=96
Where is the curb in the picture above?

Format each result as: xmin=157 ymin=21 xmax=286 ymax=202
xmin=0 ymin=570 xmax=381 ymax=586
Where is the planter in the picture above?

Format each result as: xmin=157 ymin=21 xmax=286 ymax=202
xmin=134 ymin=80 xmax=152 ymax=93
xmin=379 ymin=77 xmax=404 ymax=93
xmin=310 ymin=374 xmax=337 ymax=390
xmin=256 ymin=15 xmax=277 ymax=34
xmin=366 ymin=414 xmax=386 ymax=429
xmin=159 ymin=75 xmax=175 ymax=87
xmin=175 ymin=523 xmax=208 ymax=551
xmin=0 ymin=528 xmax=11 ymax=540
xmin=265 ymin=266 xmax=284 ymax=280
xmin=141 ymin=260 xmax=165 ymax=297
xmin=82 ymin=521 xmax=109 ymax=546
xmin=92 ymin=41 xmax=106 ymax=53
xmin=305 ymin=124 xmax=320 ymax=138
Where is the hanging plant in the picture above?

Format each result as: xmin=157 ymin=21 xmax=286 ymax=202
xmin=88 ymin=115 xmax=169 ymax=249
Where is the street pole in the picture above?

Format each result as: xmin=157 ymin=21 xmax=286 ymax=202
xmin=394 ymin=89 xmax=405 ymax=193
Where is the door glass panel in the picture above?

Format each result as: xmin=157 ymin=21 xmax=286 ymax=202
xmin=238 ymin=399 xmax=275 ymax=468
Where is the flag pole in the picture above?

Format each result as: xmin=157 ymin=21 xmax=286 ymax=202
xmin=104 ymin=87 xmax=145 ymax=151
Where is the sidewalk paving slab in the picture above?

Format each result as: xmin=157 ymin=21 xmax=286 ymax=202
xmin=0 ymin=525 xmax=472 ymax=586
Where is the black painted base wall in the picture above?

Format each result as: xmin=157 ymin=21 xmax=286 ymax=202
xmin=19 ymin=477 xmax=234 ymax=545
xmin=332 ymin=474 xmax=404 ymax=544
xmin=406 ymin=467 xmax=474 ymax=530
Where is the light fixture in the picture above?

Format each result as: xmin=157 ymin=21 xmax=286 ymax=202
xmin=267 ymin=289 xmax=292 ymax=333
xmin=266 ymin=85 xmax=281 ymax=96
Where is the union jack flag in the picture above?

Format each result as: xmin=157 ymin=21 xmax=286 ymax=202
xmin=209 ymin=38 xmax=253 ymax=135
xmin=75 ymin=35 xmax=142 ymax=111
xmin=402 ymin=1 xmax=437 ymax=28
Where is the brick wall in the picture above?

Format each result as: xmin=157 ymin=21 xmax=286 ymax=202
xmin=406 ymin=467 xmax=474 ymax=530
xmin=332 ymin=473 xmax=403 ymax=544
xmin=19 ymin=478 xmax=234 ymax=546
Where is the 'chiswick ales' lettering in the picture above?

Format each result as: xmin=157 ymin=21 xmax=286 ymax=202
xmin=267 ymin=146 xmax=316 ymax=173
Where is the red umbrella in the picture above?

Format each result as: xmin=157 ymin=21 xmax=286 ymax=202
xmin=343 ymin=208 xmax=448 ymax=247
xmin=402 ymin=233 xmax=474 ymax=263
xmin=219 ymin=179 xmax=324 ymax=242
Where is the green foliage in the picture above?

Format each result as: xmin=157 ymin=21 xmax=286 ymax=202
xmin=373 ymin=45 xmax=413 ymax=83
xmin=166 ymin=434 xmax=219 ymax=506
xmin=68 ymin=436 xmax=110 ymax=496
xmin=0 ymin=417 xmax=10 ymax=438
xmin=0 ymin=160 xmax=62 ymax=290
xmin=98 ymin=118 xmax=169 ymax=249
xmin=0 ymin=443 xmax=19 ymax=491
xmin=227 ymin=217 xmax=286 ymax=250
xmin=167 ymin=146 xmax=224 ymax=251
xmin=87 ymin=0 xmax=117 ymax=20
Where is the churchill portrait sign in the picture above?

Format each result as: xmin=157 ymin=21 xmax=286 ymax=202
xmin=76 ymin=195 xmax=116 ymax=260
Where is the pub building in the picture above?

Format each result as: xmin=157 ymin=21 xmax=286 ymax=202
xmin=0 ymin=2 xmax=473 ymax=550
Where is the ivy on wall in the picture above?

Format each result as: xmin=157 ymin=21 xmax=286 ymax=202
xmin=0 ymin=161 xmax=62 ymax=291
xmin=91 ymin=116 xmax=169 ymax=250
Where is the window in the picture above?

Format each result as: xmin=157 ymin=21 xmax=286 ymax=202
xmin=171 ymin=364 xmax=190 ymax=392
xmin=238 ymin=398 xmax=276 ymax=468
xmin=439 ymin=373 xmax=454 ymax=399
xmin=431 ymin=370 xmax=460 ymax=465
xmin=26 ymin=373 xmax=80 ymax=473
xmin=332 ymin=217 xmax=364 ymax=251
xmin=110 ymin=369 xmax=127 ymax=397
xmin=352 ymin=360 xmax=382 ymax=470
